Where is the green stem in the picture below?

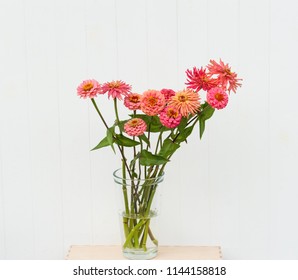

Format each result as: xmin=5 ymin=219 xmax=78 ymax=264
xmin=91 ymin=98 xmax=109 ymax=129
xmin=123 ymin=219 xmax=146 ymax=248
xmin=121 ymin=160 xmax=132 ymax=247
xmin=122 ymin=160 xmax=129 ymax=215
xmin=91 ymin=98 xmax=133 ymax=181
xmin=114 ymin=98 xmax=122 ymax=134
xmin=148 ymin=227 xmax=158 ymax=246
xmin=141 ymin=220 xmax=150 ymax=250
xmin=154 ymin=128 xmax=164 ymax=155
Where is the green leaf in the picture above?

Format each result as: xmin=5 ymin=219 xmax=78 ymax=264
xmin=200 ymin=103 xmax=215 ymax=121
xmin=138 ymin=134 xmax=150 ymax=147
xmin=175 ymin=126 xmax=194 ymax=143
xmin=106 ymin=127 xmax=115 ymax=153
xmin=177 ymin=117 xmax=188 ymax=133
xmin=131 ymin=114 xmax=170 ymax=132
xmin=91 ymin=136 xmax=110 ymax=151
xmin=130 ymin=114 xmax=151 ymax=123
xmin=117 ymin=120 xmax=127 ymax=131
xmin=199 ymin=119 xmax=206 ymax=139
xmin=139 ymin=150 xmax=169 ymax=166
xmin=158 ymin=139 xmax=180 ymax=158
xmin=115 ymin=134 xmax=140 ymax=147
xmin=129 ymin=153 xmax=140 ymax=170
xmin=198 ymin=103 xmax=215 ymax=139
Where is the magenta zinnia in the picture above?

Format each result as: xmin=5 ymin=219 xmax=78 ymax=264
xmin=140 ymin=90 xmax=166 ymax=116
xmin=185 ymin=67 xmax=217 ymax=91
xmin=160 ymin=88 xmax=176 ymax=102
xmin=77 ymin=79 xmax=102 ymax=99
xmin=101 ymin=80 xmax=131 ymax=100
xmin=124 ymin=118 xmax=147 ymax=137
xmin=207 ymin=87 xmax=229 ymax=109
xmin=124 ymin=93 xmax=141 ymax=110
xmin=169 ymin=89 xmax=200 ymax=117
xmin=159 ymin=107 xmax=182 ymax=128
xmin=207 ymin=59 xmax=242 ymax=93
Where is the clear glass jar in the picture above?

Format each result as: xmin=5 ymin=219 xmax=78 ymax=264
xmin=113 ymin=168 xmax=164 ymax=260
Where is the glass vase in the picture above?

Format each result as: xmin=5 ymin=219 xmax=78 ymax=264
xmin=113 ymin=168 xmax=164 ymax=260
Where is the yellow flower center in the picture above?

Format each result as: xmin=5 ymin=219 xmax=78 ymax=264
xmin=178 ymin=94 xmax=187 ymax=102
xmin=148 ymin=97 xmax=157 ymax=106
xmin=130 ymin=119 xmax=139 ymax=127
xmin=109 ymin=81 xmax=121 ymax=88
xmin=225 ymin=68 xmax=232 ymax=75
xmin=83 ymin=82 xmax=93 ymax=91
xmin=166 ymin=108 xmax=178 ymax=118
xmin=215 ymin=93 xmax=224 ymax=101
xmin=129 ymin=95 xmax=140 ymax=103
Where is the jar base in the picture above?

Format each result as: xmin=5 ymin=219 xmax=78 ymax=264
xmin=123 ymin=247 xmax=158 ymax=260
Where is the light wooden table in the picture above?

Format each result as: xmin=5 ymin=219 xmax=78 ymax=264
xmin=66 ymin=245 xmax=222 ymax=260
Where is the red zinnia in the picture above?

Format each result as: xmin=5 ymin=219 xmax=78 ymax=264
xmin=207 ymin=59 xmax=242 ymax=93
xmin=186 ymin=67 xmax=217 ymax=91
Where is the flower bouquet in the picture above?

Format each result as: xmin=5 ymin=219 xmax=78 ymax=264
xmin=77 ymin=59 xmax=242 ymax=259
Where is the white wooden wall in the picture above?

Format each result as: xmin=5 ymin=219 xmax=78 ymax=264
xmin=1 ymin=0 xmax=298 ymax=259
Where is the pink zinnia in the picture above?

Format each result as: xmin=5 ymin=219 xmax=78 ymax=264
xmin=207 ymin=59 xmax=242 ymax=93
xmin=160 ymin=88 xmax=176 ymax=101
xmin=186 ymin=67 xmax=217 ymax=91
xmin=101 ymin=80 xmax=131 ymax=100
xmin=169 ymin=89 xmax=200 ymax=117
xmin=159 ymin=107 xmax=182 ymax=129
xmin=124 ymin=118 xmax=147 ymax=137
xmin=207 ymin=87 xmax=229 ymax=109
xmin=140 ymin=90 xmax=166 ymax=116
xmin=124 ymin=93 xmax=141 ymax=110
xmin=77 ymin=79 xmax=102 ymax=99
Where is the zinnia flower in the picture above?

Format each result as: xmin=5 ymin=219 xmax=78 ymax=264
xmin=101 ymin=80 xmax=131 ymax=100
xmin=124 ymin=93 xmax=141 ymax=110
xmin=207 ymin=87 xmax=229 ymax=109
xmin=140 ymin=90 xmax=166 ymax=116
xmin=124 ymin=118 xmax=147 ymax=136
xmin=207 ymin=59 xmax=242 ymax=93
xmin=185 ymin=67 xmax=217 ymax=91
xmin=160 ymin=88 xmax=176 ymax=101
xmin=159 ymin=107 xmax=182 ymax=128
xmin=169 ymin=89 xmax=200 ymax=117
xmin=77 ymin=79 xmax=102 ymax=99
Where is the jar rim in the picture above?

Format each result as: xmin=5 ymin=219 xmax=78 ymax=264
xmin=113 ymin=168 xmax=164 ymax=185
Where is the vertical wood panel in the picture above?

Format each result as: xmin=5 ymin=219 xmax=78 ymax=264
xmin=85 ymin=0 xmax=120 ymax=245
xmin=116 ymin=0 xmax=148 ymax=92
xmin=177 ymin=0 xmax=212 ymax=245
xmin=269 ymin=0 xmax=298 ymax=258
xmin=0 ymin=137 xmax=5 ymax=259
xmin=237 ymin=0 xmax=270 ymax=259
xmin=0 ymin=0 xmax=35 ymax=259
xmin=55 ymin=0 xmax=94 ymax=255
xmin=207 ymin=0 xmax=243 ymax=257
xmin=24 ymin=0 xmax=63 ymax=259
xmin=147 ymin=0 xmax=178 ymax=90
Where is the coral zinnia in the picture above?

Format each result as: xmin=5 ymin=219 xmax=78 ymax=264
xmin=124 ymin=118 xmax=147 ymax=137
xmin=124 ymin=93 xmax=141 ymax=110
xmin=77 ymin=79 xmax=102 ymax=99
xmin=185 ymin=67 xmax=217 ymax=91
xmin=207 ymin=59 xmax=242 ymax=93
xmin=169 ymin=89 xmax=200 ymax=117
xmin=140 ymin=90 xmax=166 ymax=116
xmin=207 ymin=87 xmax=229 ymax=109
xmin=160 ymin=88 xmax=176 ymax=101
xmin=101 ymin=80 xmax=131 ymax=100
xmin=159 ymin=107 xmax=182 ymax=128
